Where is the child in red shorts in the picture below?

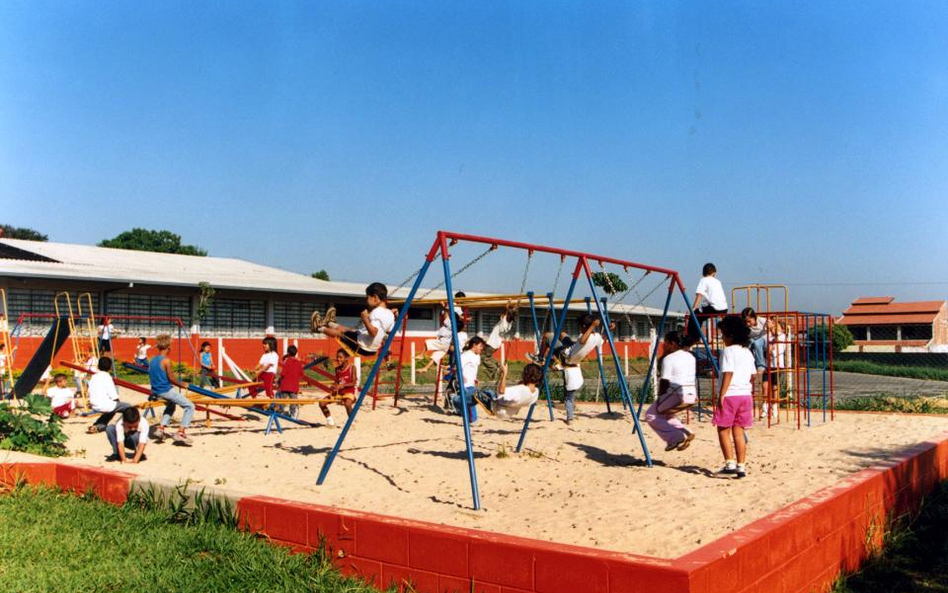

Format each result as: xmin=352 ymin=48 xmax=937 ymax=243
xmin=712 ymin=316 xmax=755 ymax=478
xmin=320 ymin=349 xmax=357 ymax=427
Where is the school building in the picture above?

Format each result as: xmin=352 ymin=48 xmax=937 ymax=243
xmin=0 ymin=238 xmax=674 ymax=369
xmin=837 ymin=296 xmax=948 ymax=352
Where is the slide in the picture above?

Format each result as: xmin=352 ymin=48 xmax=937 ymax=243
xmin=12 ymin=316 xmax=71 ymax=399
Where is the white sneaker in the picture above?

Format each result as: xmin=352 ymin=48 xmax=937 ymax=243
xmin=736 ymin=464 xmax=747 ymax=478
xmin=326 ymin=417 xmax=336 ymax=427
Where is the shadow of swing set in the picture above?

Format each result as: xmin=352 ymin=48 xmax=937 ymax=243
xmin=316 ymin=230 xmax=721 ymax=510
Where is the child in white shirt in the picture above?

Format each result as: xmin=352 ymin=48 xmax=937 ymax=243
xmin=134 ymin=337 xmax=151 ymax=367
xmin=479 ymin=301 xmax=517 ymax=382
xmin=645 ymin=331 xmax=697 ymax=451
xmin=106 ymin=406 xmax=149 ymax=464
xmin=314 ymin=282 xmax=395 ymax=356
xmin=687 ymin=263 xmax=727 ymax=346
xmin=87 ymin=357 xmax=132 ymax=433
xmin=252 ymin=337 xmax=280 ymax=398
xmin=449 ymin=337 xmax=485 ymax=421
xmin=712 ymin=316 xmax=756 ymax=478
xmin=532 ymin=314 xmax=604 ymax=425
xmin=476 ymin=363 xmax=542 ymax=419
xmin=420 ymin=313 xmax=466 ymax=373
xmin=44 ymin=373 xmax=76 ymax=418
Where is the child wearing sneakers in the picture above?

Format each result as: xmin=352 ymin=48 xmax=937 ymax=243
xmin=532 ymin=314 xmax=604 ymax=424
xmin=419 ymin=314 xmax=467 ymax=373
xmin=449 ymin=336 xmax=485 ymax=421
xmin=712 ymin=316 xmax=755 ymax=478
xmin=87 ymin=358 xmax=132 ymax=433
xmin=479 ymin=301 xmax=518 ymax=382
xmin=106 ymin=406 xmax=148 ymax=464
xmin=319 ymin=349 xmax=357 ymax=426
xmin=150 ymin=334 xmax=195 ymax=446
xmin=312 ymin=282 xmax=395 ymax=356
xmin=277 ymin=345 xmax=304 ymax=418
xmin=645 ymin=330 xmax=697 ymax=451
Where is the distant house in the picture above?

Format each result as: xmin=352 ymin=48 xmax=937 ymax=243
xmin=838 ymin=297 xmax=948 ymax=352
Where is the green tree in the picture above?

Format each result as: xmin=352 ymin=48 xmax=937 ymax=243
xmin=98 ymin=228 xmax=207 ymax=256
xmin=591 ymin=272 xmax=627 ymax=295
xmin=808 ymin=322 xmax=854 ymax=355
xmin=0 ymin=224 xmax=48 ymax=241
xmin=311 ymin=270 xmax=330 ymax=281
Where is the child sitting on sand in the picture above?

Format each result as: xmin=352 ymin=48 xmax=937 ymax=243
xmin=106 ymin=406 xmax=148 ymax=464
xmin=713 ymin=316 xmax=756 ymax=478
xmin=475 ymin=363 xmax=543 ymax=419
xmin=312 ymin=282 xmax=395 ymax=356
xmin=320 ymin=349 xmax=357 ymax=427
xmin=44 ymin=373 xmax=76 ymax=418
xmin=645 ymin=331 xmax=697 ymax=451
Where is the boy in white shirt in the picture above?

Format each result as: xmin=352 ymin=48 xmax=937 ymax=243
xmin=97 ymin=318 xmax=121 ymax=354
xmin=687 ymin=263 xmax=727 ymax=346
xmin=86 ymin=357 xmax=132 ymax=433
xmin=44 ymin=373 xmax=77 ymax=418
xmin=312 ymin=282 xmax=395 ymax=356
xmin=106 ymin=406 xmax=149 ymax=464
xmin=530 ymin=314 xmax=605 ymax=424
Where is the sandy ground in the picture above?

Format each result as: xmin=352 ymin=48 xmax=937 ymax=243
xmin=47 ymin=386 xmax=948 ymax=558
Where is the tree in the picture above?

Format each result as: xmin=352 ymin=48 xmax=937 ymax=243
xmin=98 ymin=229 xmax=207 ymax=256
xmin=0 ymin=224 xmax=48 ymax=241
xmin=807 ymin=323 xmax=853 ymax=355
xmin=591 ymin=272 xmax=627 ymax=295
xmin=311 ymin=270 xmax=330 ymax=281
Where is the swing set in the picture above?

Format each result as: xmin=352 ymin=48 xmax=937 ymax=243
xmin=316 ymin=231 xmax=717 ymax=510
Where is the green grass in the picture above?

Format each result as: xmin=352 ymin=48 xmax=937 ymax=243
xmin=0 ymin=484 xmax=391 ymax=593
xmin=834 ymin=395 xmax=948 ymax=414
xmin=833 ymin=360 xmax=948 ymax=382
xmin=832 ymin=481 xmax=948 ymax=592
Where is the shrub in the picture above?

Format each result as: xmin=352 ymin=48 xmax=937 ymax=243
xmin=0 ymin=394 xmax=69 ymax=457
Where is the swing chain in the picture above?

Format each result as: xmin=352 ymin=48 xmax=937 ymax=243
xmin=418 ymin=245 xmax=495 ymax=300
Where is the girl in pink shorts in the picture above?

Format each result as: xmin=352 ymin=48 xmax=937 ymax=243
xmin=712 ymin=316 xmax=756 ymax=478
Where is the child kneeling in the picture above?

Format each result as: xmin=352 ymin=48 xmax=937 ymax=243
xmin=106 ymin=407 xmax=148 ymax=464
xmin=645 ymin=331 xmax=697 ymax=451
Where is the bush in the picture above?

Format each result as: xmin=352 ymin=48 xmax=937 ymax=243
xmin=0 ymin=394 xmax=69 ymax=457
xmin=807 ymin=323 xmax=854 ymax=356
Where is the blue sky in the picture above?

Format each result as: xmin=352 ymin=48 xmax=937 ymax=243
xmin=2 ymin=1 xmax=946 ymax=313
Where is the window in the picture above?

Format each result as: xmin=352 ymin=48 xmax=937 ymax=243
xmin=479 ymin=312 xmax=500 ymax=336
xmin=106 ymin=293 xmax=190 ymax=336
xmin=274 ymin=301 xmax=325 ymax=337
xmin=6 ymin=288 xmax=99 ymax=336
xmin=901 ymin=324 xmax=933 ymax=341
xmin=869 ymin=325 xmax=896 ymax=340
xmin=201 ymin=297 xmax=266 ymax=337
xmin=848 ymin=326 xmax=868 ymax=340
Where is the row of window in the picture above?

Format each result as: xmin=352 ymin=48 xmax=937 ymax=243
xmin=4 ymin=288 xmax=660 ymax=340
xmin=847 ymin=325 xmax=933 ymax=341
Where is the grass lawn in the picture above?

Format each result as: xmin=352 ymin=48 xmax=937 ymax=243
xmin=832 ymin=481 xmax=948 ymax=592
xmin=833 ymin=360 xmax=948 ymax=382
xmin=0 ymin=485 xmax=390 ymax=593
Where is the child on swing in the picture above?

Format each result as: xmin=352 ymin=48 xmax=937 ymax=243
xmin=447 ymin=336 xmax=485 ymax=422
xmin=645 ymin=330 xmax=697 ymax=451
xmin=475 ymin=362 xmax=543 ymax=419
xmin=419 ymin=314 xmax=467 ymax=373
xmin=319 ymin=349 xmax=357 ymax=427
xmin=312 ymin=282 xmax=395 ymax=356
xmin=713 ymin=316 xmax=756 ymax=478
xmin=531 ymin=314 xmax=604 ymax=424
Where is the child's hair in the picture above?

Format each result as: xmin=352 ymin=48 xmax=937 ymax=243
xmin=53 ymin=373 xmax=67 ymax=383
xmin=262 ymin=336 xmax=278 ymax=353
xmin=100 ymin=344 xmax=112 ymax=354
xmin=717 ymin=316 xmax=751 ymax=347
xmin=122 ymin=406 xmax=141 ymax=423
xmin=98 ymin=357 xmax=113 ymax=372
xmin=521 ymin=363 xmax=543 ymax=386
xmin=365 ymin=282 xmax=388 ymax=301
xmin=454 ymin=291 xmax=466 ymax=299
xmin=156 ymin=334 xmax=172 ymax=351
xmin=200 ymin=341 xmax=211 ymax=349
xmin=663 ymin=330 xmax=689 ymax=348
xmin=579 ymin=314 xmax=596 ymax=331
xmin=0 ymin=343 xmax=5 ymax=350
xmin=336 ymin=348 xmax=350 ymax=359
xmin=463 ymin=336 xmax=486 ymax=351
xmin=138 ymin=336 xmax=146 ymax=343
xmin=286 ymin=345 xmax=298 ymax=356
xmin=740 ymin=307 xmax=757 ymax=321
xmin=702 ymin=263 xmax=717 ymax=276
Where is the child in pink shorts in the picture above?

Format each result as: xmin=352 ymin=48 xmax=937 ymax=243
xmin=712 ymin=316 xmax=756 ymax=478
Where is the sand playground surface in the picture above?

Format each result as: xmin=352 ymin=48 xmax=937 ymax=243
xmin=53 ymin=387 xmax=948 ymax=558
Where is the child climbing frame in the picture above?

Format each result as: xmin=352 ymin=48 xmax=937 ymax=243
xmin=315 ymin=230 xmax=718 ymax=510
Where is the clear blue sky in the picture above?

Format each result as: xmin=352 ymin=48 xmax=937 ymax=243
xmin=2 ymin=1 xmax=946 ymax=314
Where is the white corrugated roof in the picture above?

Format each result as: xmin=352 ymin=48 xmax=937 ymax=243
xmin=0 ymin=238 xmax=679 ymax=317
xmin=0 ymin=238 xmax=369 ymax=297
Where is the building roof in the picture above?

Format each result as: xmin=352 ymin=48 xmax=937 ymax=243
xmin=838 ymin=296 xmax=946 ymax=327
xmin=0 ymin=239 xmax=675 ymax=317
xmin=0 ymin=238 xmax=370 ymax=297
